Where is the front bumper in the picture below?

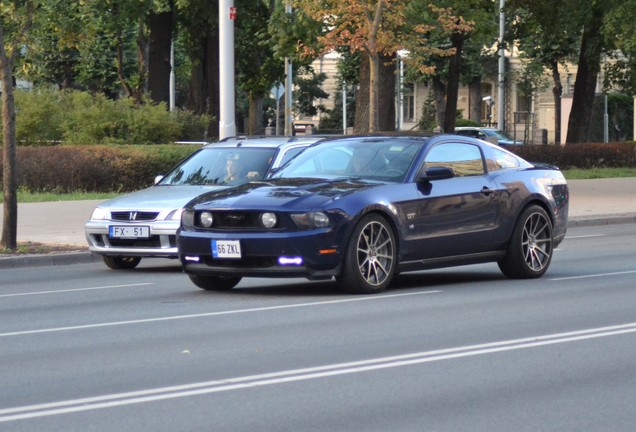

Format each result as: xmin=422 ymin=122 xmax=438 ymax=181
xmin=85 ymin=220 xmax=179 ymax=257
xmin=178 ymin=228 xmax=344 ymax=280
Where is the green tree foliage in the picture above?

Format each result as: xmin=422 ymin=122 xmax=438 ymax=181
xmin=604 ymin=0 xmax=636 ymax=96
xmin=295 ymin=0 xmax=408 ymax=132
xmin=506 ymin=0 xmax=581 ymax=143
xmin=403 ymin=0 xmax=494 ymax=132
xmin=236 ymin=0 xmax=284 ymax=134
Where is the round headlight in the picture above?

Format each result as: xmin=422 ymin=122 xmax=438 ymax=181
xmin=260 ymin=212 xmax=277 ymax=228
xmin=181 ymin=209 xmax=195 ymax=228
xmin=199 ymin=211 xmax=214 ymax=228
xmin=311 ymin=212 xmax=330 ymax=227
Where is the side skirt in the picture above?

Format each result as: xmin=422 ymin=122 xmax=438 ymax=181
xmin=397 ymin=250 xmax=507 ymax=273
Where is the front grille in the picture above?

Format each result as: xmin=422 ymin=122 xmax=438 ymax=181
xmin=215 ymin=212 xmax=258 ymax=228
xmin=93 ymin=234 xmax=177 ymax=249
xmin=203 ymin=256 xmax=279 ymax=268
xmin=111 ymin=211 xmax=160 ymax=221
xmin=196 ymin=211 xmax=277 ymax=230
xmin=108 ymin=236 xmax=163 ymax=247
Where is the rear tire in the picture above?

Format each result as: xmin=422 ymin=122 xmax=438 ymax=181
xmin=188 ymin=274 xmax=242 ymax=291
xmin=103 ymin=255 xmax=141 ymax=270
xmin=498 ymin=205 xmax=554 ymax=278
xmin=336 ymin=214 xmax=396 ymax=294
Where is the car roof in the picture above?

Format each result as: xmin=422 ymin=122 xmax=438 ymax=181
xmin=202 ymin=135 xmax=329 ymax=150
xmin=455 ymin=126 xmax=495 ymax=131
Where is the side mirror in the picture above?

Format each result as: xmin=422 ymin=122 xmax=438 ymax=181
xmin=154 ymin=175 xmax=164 ymax=185
xmin=418 ymin=166 xmax=455 ymax=182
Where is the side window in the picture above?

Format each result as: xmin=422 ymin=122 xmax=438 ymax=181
xmin=424 ymin=143 xmax=485 ymax=177
xmin=486 ymin=147 xmax=521 ymax=171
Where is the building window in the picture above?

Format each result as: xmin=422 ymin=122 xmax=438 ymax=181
xmin=516 ymin=84 xmax=531 ymax=113
xmin=405 ymin=95 xmax=415 ymax=120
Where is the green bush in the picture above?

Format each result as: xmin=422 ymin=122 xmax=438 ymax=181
xmin=3 ymin=141 xmax=635 ymax=195
xmin=508 ymin=142 xmax=636 ymax=169
xmin=0 ymin=144 xmax=199 ymax=193
xmin=15 ymin=88 xmax=66 ymax=144
xmin=10 ymin=88 xmax=211 ymax=145
xmin=455 ymin=118 xmax=480 ymax=127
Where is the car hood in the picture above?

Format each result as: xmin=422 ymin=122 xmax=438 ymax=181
xmin=97 ymin=185 xmax=226 ymax=210
xmin=188 ymin=178 xmax=381 ymax=210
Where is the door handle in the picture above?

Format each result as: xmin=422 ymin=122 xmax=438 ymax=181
xmin=480 ymin=186 xmax=495 ymax=196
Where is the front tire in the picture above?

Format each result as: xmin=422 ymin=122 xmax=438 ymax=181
xmin=498 ymin=205 xmax=554 ymax=278
xmin=103 ymin=255 xmax=141 ymax=270
xmin=188 ymin=274 xmax=242 ymax=291
xmin=336 ymin=214 xmax=397 ymax=294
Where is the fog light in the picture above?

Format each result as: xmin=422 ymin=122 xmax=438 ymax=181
xmin=184 ymin=256 xmax=200 ymax=262
xmin=278 ymin=256 xmax=303 ymax=266
xmin=199 ymin=211 xmax=213 ymax=228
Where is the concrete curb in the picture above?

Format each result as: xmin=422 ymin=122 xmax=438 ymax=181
xmin=567 ymin=213 xmax=636 ymax=228
xmin=1 ymin=214 xmax=635 ymax=269
xmin=0 ymin=251 xmax=100 ymax=269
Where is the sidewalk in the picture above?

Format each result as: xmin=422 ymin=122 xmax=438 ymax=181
xmin=1 ymin=177 xmax=636 ymax=267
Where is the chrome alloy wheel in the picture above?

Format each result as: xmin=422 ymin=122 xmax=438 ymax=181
xmin=356 ymin=220 xmax=395 ymax=286
xmin=522 ymin=211 xmax=553 ymax=272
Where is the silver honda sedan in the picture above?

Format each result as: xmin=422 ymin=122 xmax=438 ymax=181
xmin=85 ymin=136 xmax=325 ymax=269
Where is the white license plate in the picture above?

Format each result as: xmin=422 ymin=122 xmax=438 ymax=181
xmin=109 ymin=225 xmax=150 ymax=239
xmin=212 ymin=240 xmax=241 ymax=258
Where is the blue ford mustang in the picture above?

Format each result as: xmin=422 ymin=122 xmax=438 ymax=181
xmin=178 ymin=135 xmax=569 ymax=294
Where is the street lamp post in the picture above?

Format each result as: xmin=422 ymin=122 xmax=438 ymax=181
xmin=497 ymin=0 xmax=505 ymax=130
xmin=284 ymin=0 xmax=293 ymax=136
xmin=219 ymin=0 xmax=236 ymax=140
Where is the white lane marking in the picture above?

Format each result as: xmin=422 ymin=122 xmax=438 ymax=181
xmin=550 ymin=270 xmax=636 ymax=281
xmin=566 ymin=234 xmax=605 ymax=239
xmin=2 ymin=321 xmax=636 ymax=423
xmin=0 ymin=283 xmax=154 ymax=298
xmin=0 ymin=290 xmax=441 ymax=338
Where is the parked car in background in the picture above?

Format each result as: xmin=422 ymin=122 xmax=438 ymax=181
xmin=454 ymin=126 xmax=523 ymax=146
xmin=178 ymin=134 xmax=569 ymax=294
xmin=85 ymin=136 xmax=325 ymax=269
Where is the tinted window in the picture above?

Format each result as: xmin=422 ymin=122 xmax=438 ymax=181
xmin=487 ymin=147 xmax=520 ymax=171
xmin=159 ymin=147 xmax=276 ymax=186
xmin=424 ymin=143 xmax=484 ymax=177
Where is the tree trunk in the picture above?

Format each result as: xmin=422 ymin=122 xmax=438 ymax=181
xmin=116 ymin=36 xmax=134 ymax=99
xmin=377 ymin=53 xmax=396 ymax=131
xmin=147 ymin=9 xmax=173 ymax=106
xmin=432 ymin=76 xmax=446 ymax=130
xmin=468 ymin=77 xmax=482 ymax=123
xmin=443 ymin=35 xmax=464 ymax=133
xmin=247 ymin=93 xmax=265 ymax=135
xmin=550 ymin=60 xmax=563 ymax=144
xmin=186 ymin=27 xmax=219 ymax=138
xmin=354 ymin=53 xmax=370 ymax=134
xmin=0 ymin=28 xmax=18 ymax=250
xmin=368 ymin=52 xmax=380 ymax=132
xmin=566 ymin=5 xmax=604 ymax=144
xmin=134 ymin=19 xmax=148 ymax=104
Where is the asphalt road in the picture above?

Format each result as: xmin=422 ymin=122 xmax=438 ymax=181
xmin=2 ymin=223 xmax=636 ymax=431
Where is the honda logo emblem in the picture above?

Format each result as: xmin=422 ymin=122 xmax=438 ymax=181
xmin=129 ymin=212 xmax=138 ymax=221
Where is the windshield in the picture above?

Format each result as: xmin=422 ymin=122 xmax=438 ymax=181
xmin=272 ymin=139 xmax=422 ymax=182
xmin=158 ymin=147 xmax=277 ymax=186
